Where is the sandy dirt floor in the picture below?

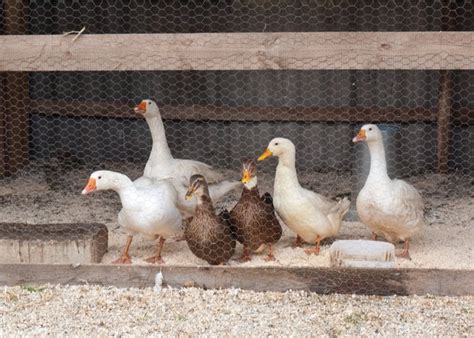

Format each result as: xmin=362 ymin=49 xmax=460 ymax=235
xmin=0 ymin=160 xmax=472 ymax=269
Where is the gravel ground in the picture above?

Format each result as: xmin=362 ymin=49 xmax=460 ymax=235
xmin=0 ymin=284 xmax=472 ymax=336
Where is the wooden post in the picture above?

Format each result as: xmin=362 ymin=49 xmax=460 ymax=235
xmin=436 ymin=70 xmax=452 ymax=174
xmin=1 ymin=0 xmax=30 ymax=176
xmin=0 ymin=75 xmax=6 ymax=177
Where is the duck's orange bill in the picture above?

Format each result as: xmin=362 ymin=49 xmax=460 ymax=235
xmin=134 ymin=101 xmax=146 ymax=113
xmin=257 ymin=148 xmax=273 ymax=161
xmin=352 ymin=129 xmax=367 ymax=143
xmin=81 ymin=178 xmax=97 ymax=195
xmin=241 ymin=169 xmax=251 ymax=184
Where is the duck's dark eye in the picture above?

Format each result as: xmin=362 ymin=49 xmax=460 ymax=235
xmin=275 ymin=142 xmax=279 ymax=146
xmin=98 ymin=176 xmax=102 ymax=180
xmin=368 ymin=128 xmax=372 ymax=131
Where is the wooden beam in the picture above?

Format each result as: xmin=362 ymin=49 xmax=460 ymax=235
xmin=1 ymin=32 xmax=474 ymax=71
xmin=2 ymin=0 xmax=30 ymax=176
xmin=30 ymin=99 xmax=438 ymax=122
xmin=0 ymin=264 xmax=472 ymax=296
xmin=436 ymin=70 xmax=452 ymax=174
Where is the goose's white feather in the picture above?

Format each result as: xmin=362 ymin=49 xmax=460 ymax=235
xmin=264 ymin=138 xmax=350 ymax=243
xmin=87 ymin=170 xmax=182 ymax=239
xmin=355 ymin=124 xmax=424 ymax=242
xmin=137 ymin=100 xmax=238 ymax=216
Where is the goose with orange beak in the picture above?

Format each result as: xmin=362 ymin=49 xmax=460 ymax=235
xmin=131 ymin=99 xmax=240 ymax=217
xmin=82 ymin=170 xmax=182 ymax=264
xmin=353 ymin=124 xmax=424 ymax=259
xmin=258 ymin=138 xmax=350 ymax=255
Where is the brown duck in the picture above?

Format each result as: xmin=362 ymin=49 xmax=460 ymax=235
xmin=184 ymin=174 xmax=236 ymax=265
xmin=229 ymin=160 xmax=282 ymax=261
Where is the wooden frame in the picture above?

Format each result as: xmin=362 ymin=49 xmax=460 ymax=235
xmin=0 ymin=264 xmax=473 ymax=296
xmin=436 ymin=70 xmax=453 ymax=174
xmin=1 ymin=32 xmax=474 ymax=71
xmin=1 ymin=0 xmax=29 ymax=176
xmin=31 ymin=99 xmax=440 ymax=122
xmin=0 ymin=9 xmax=473 ymax=293
xmin=1 ymin=31 xmax=473 ymax=175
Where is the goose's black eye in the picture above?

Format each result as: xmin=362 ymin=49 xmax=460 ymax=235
xmin=368 ymin=128 xmax=372 ymax=131
xmin=98 ymin=176 xmax=102 ymax=180
xmin=275 ymin=142 xmax=279 ymax=146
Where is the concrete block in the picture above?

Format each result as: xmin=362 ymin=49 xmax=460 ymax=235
xmin=329 ymin=240 xmax=395 ymax=269
xmin=0 ymin=223 xmax=108 ymax=264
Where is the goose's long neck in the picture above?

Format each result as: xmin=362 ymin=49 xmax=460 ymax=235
xmin=366 ymin=140 xmax=390 ymax=184
xmin=110 ymin=174 xmax=136 ymax=201
xmin=146 ymin=115 xmax=173 ymax=163
xmin=275 ymin=150 xmax=301 ymax=189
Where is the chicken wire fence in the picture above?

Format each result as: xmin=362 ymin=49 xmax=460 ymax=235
xmin=0 ymin=1 xmax=473 ymax=267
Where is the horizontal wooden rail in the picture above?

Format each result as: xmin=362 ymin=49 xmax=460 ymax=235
xmin=30 ymin=99 xmax=439 ymax=122
xmin=0 ymin=264 xmax=473 ymax=296
xmin=1 ymin=32 xmax=474 ymax=71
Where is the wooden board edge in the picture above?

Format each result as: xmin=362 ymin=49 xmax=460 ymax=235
xmin=1 ymin=32 xmax=474 ymax=71
xmin=0 ymin=264 xmax=472 ymax=296
xmin=30 ymin=99 xmax=439 ymax=123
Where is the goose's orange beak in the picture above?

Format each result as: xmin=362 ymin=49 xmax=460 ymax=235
xmin=241 ymin=169 xmax=251 ymax=184
xmin=82 ymin=178 xmax=97 ymax=195
xmin=134 ymin=101 xmax=147 ymax=114
xmin=352 ymin=129 xmax=367 ymax=143
xmin=258 ymin=148 xmax=272 ymax=161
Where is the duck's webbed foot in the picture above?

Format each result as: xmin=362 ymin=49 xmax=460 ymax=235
xmin=396 ymin=240 xmax=412 ymax=260
xmin=304 ymin=235 xmax=321 ymax=255
xmin=292 ymin=235 xmax=303 ymax=248
xmin=304 ymin=246 xmax=320 ymax=255
xmin=145 ymin=255 xmax=165 ymax=264
xmin=146 ymin=236 xmax=167 ymax=264
xmin=239 ymin=246 xmax=252 ymax=262
xmin=263 ymin=245 xmax=276 ymax=262
xmin=112 ymin=235 xmax=133 ymax=264
xmin=112 ymin=254 xmax=132 ymax=264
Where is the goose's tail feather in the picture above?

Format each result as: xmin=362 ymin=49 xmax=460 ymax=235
xmin=327 ymin=197 xmax=351 ymax=234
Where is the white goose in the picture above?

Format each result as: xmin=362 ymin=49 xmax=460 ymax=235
xmin=353 ymin=124 xmax=424 ymax=259
xmin=133 ymin=99 xmax=239 ymax=217
xmin=82 ymin=170 xmax=182 ymax=264
xmin=258 ymin=138 xmax=350 ymax=255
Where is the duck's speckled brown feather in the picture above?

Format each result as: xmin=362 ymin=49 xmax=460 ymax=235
xmin=185 ymin=195 xmax=236 ymax=265
xmin=229 ymin=187 xmax=282 ymax=251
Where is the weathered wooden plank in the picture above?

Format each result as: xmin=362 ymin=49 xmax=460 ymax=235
xmin=0 ymin=264 xmax=472 ymax=296
xmin=436 ymin=70 xmax=452 ymax=174
xmin=30 ymin=99 xmax=438 ymax=122
xmin=1 ymin=32 xmax=474 ymax=71
xmin=0 ymin=223 xmax=108 ymax=264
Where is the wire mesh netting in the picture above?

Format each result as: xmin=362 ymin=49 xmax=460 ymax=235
xmin=0 ymin=1 xmax=473 ymax=269
xmin=2 ymin=1 xmax=474 ymax=33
